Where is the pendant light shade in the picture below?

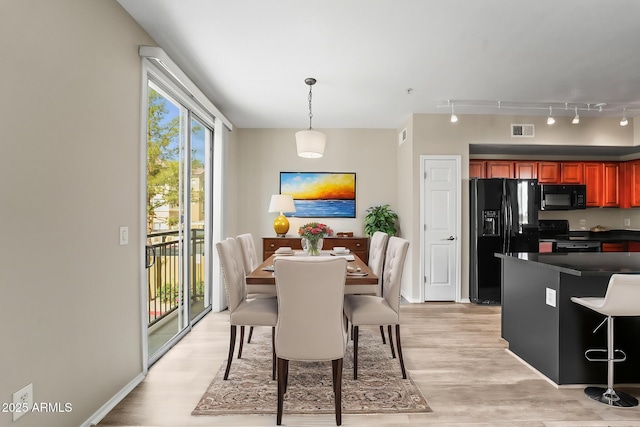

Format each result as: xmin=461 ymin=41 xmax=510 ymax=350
xmin=296 ymin=130 xmax=326 ymax=158
xmin=296 ymin=77 xmax=326 ymax=158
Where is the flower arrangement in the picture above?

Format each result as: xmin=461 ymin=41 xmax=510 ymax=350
xmin=298 ymin=222 xmax=332 ymax=255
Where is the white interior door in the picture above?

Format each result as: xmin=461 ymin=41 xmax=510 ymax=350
xmin=421 ymin=156 xmax=460 ymax=301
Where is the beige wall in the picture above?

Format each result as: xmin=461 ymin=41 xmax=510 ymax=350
xmin=1 ymin=1 xmax=155 ymax=426
xmin=3 ymin=1 xmax=640 ymax=425
xmin=232 ymin=128 xmax=399 ymax=244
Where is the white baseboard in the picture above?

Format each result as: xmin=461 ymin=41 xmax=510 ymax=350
xmin=81 ymin=372 xmax=146 ymax=427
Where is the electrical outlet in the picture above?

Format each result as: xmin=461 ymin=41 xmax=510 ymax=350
xmin=12 ymin=383 xmax=33 ymax=421
xmin=624 ymin=218 xmax=631 ymax=227
xmin=545 ymin=288 xmax=556 ymax=308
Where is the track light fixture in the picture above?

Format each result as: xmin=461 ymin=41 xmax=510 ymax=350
xmin=437 ymin=100 xmax=636 ymax=125
xmin=547 ymin=106 xmax=555 ymax=125
xmin=450 ymin=102 xmax=458 ymax=123
xmin=620 ymin=108 xmax=628 ymax=126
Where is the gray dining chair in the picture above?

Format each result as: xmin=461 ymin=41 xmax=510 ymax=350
xmin=274 ymin=257 xmax=347 ymax=425
xmin=343 ymin=236 xmax=410 ymax=379
xmin=216 ymin=238 xmax=278 ymax=380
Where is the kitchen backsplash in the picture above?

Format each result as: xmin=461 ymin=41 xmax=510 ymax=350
xmin=540 ymin=208 xmax=640 ymax=231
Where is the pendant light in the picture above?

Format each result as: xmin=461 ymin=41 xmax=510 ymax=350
xmin=295 ymin=78 xmax=326 ymax=158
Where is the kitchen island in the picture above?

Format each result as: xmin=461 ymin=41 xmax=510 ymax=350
xmin=497 ymin=252 xmax=640 ymax=385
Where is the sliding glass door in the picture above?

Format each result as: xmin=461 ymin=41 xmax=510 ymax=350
xmin=145 ymin=80 xmax=213 ymax=363
xmin=188 ymin=116 xmax=210 ymax=322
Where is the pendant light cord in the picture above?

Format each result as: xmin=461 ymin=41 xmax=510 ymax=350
xmin=307 ymin=84 xmax=313 ymax=130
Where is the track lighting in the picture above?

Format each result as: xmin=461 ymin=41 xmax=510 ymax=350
xmin=450 ymin=102 xmax=458 ymax=123
xmin=437 ymin=100 xmax=636 ymax=125
xmin=547 ymin=106 xmax=555 ymax=125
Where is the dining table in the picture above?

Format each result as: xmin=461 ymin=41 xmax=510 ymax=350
xmin=246 ymin=251 xmax=378 ymax=294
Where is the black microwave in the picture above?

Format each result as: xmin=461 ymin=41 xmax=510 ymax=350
xmin=540 ymin=184 xmax=586 ymax=210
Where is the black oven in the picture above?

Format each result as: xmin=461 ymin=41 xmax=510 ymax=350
xmin=540 ymin=184 xmax=586 ymax=210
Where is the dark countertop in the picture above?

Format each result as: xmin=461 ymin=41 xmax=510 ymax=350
xmin=568 ymin=229 xmax=640 ymax=243
xmin=495 ymin=252 xmax=640 ymax=276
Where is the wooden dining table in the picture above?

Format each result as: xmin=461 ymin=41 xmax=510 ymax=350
xmin=246 ymin=252 xmax=378 ymax=294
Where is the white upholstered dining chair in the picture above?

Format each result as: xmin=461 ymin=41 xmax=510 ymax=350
xmin=274 ymin=257 xmax=347 ymax=426
xmin=343 ymin=236 xmax=409 ymax=380
xmin=236 ymin=233 xmax=276 ymax=295
xmin=236 ymin=233 xmax=276 ymax=344
xmin=216 ymin=238 xmax=278 ymax=380
xmin=368 ymin=231 xmax=389 ymax=342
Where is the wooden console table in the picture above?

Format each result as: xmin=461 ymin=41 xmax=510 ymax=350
xmin=262 ymin=236 xmax=369 ymax=263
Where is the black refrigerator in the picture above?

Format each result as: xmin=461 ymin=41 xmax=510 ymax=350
xmin=469 ymin=178 xmax=540 ymax=304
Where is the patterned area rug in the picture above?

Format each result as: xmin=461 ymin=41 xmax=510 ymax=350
xmin=192 ymin=327 xmax=431 ymax=415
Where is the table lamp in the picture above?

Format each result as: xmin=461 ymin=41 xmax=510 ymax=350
xmin=268 ymin=194 xmax=296 ymax=237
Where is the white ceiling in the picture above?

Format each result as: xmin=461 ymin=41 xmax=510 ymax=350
xmin=117 ymin=0 xmax=640 ymax=129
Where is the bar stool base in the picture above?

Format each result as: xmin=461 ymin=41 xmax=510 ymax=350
xmin=585 ymin=386 xmax=639 ymax=407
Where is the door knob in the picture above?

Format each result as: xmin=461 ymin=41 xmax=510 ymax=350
xmin=442 ymin=236 xmax=455 ymax=241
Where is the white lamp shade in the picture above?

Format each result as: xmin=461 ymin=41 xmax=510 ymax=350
xmin=268 ymin=194 xmax=296 ymax=213
xmin=295 ymin=130 xmax=326 ymax=158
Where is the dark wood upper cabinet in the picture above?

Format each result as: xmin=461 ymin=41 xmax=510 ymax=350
xmin=583 ymin=162 xmax=603 ymax=207
xmin=514 ymin=161 xmax=537 ymax=179
xmin=469 ymin=160 xmax=486 ymax=178
xmin=538 ymin=162 xmax=560 ymax=183
xmin=485 ymin=161 xmax=514 ymax=178
xmin=602 ymin=162 xmax=620 ymax=207
xmin=625 ymin=160 xmax=640 ymax=208
xmin=560 ymin=162 xmax=584 ymax=184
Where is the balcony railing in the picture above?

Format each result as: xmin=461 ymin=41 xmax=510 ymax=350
xmin=146 ymin=229 xmax=205 ymax=327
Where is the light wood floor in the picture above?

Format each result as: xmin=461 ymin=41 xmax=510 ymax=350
xmin=99 ymin=302 xmax=640 ymax=426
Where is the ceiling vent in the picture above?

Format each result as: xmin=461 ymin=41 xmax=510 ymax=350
xmin=511 ymin=124 xmax=535 ymax=138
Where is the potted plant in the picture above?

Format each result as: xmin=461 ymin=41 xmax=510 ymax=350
xmin=363 ymin=204 xmax=398 ymax=236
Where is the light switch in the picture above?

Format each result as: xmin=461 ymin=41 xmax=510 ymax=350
xmin=120 ymin=226 xmax=129 ymax=245
xmin=545 ymin=288 xmax=556 ymax=307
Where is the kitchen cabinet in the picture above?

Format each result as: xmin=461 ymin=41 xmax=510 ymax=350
xmin=581 ymin=162 xmax=619 ymax=207
xmin=537 ymin=161 xmax=584 ymax=184
xmin=262 ymin=236 xmax=369 ymax=262
xmin=469 ymin=160 xmax=486 ymax=178
xmin=623 ymin=160 xmax=640 ymax=208
xmin=560 ymin=162 xmax=584 ymax=184
xmin=583 ymin=162 xmax=603 ymax=207
xmin=628 ymin=242 xmax=640 ymax=252
xmin=514 ymin=161 xmax=537 ymax=179
xmin=602 ymin=162 xmax=620 ymax=207
xmin=538 ymin=162 xmax=560 ymax=183
xmin=485 ymin=161 xmax=514 ymax=178
xmin=601 ymin=242 xmax=627 ymax=252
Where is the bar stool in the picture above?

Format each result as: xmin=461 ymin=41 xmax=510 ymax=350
xmin=570 ymin=274 xmax=640 ymax=407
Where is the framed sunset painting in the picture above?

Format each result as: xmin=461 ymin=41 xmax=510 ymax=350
xmin=280 ymin=172 xmax=356 ymax=218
